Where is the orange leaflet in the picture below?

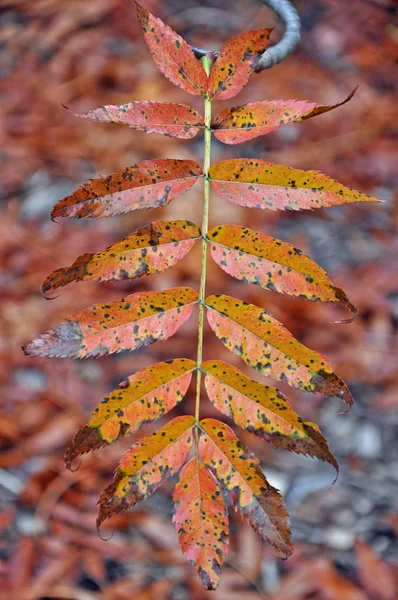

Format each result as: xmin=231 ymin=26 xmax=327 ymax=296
xmin=207 ymin=224 xmax=356 ymax=320
xmin=209 ymin=159 xmax=380 ymax=212
xmin=43 ymin=220 xmax=201 ymax=295
xmin=65 ymin=102 xmax=204 ymax=139
xmin=207 ymin=28 xmax=272 ymax=100
xmin=199 ymin=418 xmax=292 ymax=558
xmin=211 ymin=89 xmax=356 ymax=143
xmin=97 ymin=416 xmax=195 ymax=527
xmin=202 ymin=360 xmax=338 ymax=480
xmin=205 ymin=294 xmax=353 ymax=409
xmin=136 ymin=2 xmax=207 ymax=96
xmin=51 ymin=159 xmax=203 ymax=219
xmin=172 ymin=458 xmax=229 ymax=590
xmin=65 ymin=359 xmax=196 ymax=468
xmin=23 ymin=287 xmax=199 ymax=359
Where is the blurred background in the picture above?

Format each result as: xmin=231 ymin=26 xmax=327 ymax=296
xmin=0 ymin=0 xmax=397 ymax=598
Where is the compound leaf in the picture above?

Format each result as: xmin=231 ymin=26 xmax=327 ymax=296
xmin=65 ymin=102 xmax=204 ymax=139
xmin=207 ymin=28 xmax=272 ymax=100
xmin=209 ymin=159 xmax=380 ymax=212
xmin=51 ymin=159 xmax=202 ymax=220
xmin=23 ymin=287 xmax=199 ymax=359
xmin=201 ymin=360 xmax=338 ymax=478
xmin=207 ymin=224 xmax=356 ymax=320
xmin=211 ymin=89 xmax=356 ymax=144
xmin=199 ymin=418 xmax=292 ymax=558
xmin=205 ymin=295 xmax=353 ymax=409
xmin=136 ymin=2 xmax=207 ymax=96
xmin=97 ymin=415 xmax=195 ymax=527
xmin=43 ymin=220 xmax=201 ymax=295
xmin=65 ymin=358 xmax=196 ymax=468
xmin=173 ymin=458 xmax=229 ymax=590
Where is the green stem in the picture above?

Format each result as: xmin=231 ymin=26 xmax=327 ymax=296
xmin=195 ymin=56 xmax=212 ymax=425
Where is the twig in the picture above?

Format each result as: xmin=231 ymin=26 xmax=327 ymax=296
xmin=192 ymin=0 xmax=301 ymax=70
xmin=255 ymin=0 xmax=301 ymax=71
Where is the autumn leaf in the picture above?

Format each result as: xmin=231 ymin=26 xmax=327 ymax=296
xmin=173 ymin=458 xmax=229 ymax=590
xmin=207 ymin=29 xmax=272 ymax=100
xmin=65 ymin=359 xmax=196 ymax=468
xmin=355 ymin=540 xmax=397 ymax=600
xmin=201 ymin=360 xmax=338 ymax=478
xmin=136 ymin=2 xmax=207 ymax=96
xmin=43 ymin=220 xmax=201 ymax=295
xmin=199 ymin=418 xmax=292 ymax=558
xmin=97 ymin=415 xmax=195 ymax=527
xmin=65 ymin=102 xmax=204 ymax=139
xmin=207 ymin=224 xmax=356 ymax=320
xmin=17 ymin=1 xmax=386 ymax=591
xmin=209 ymin=159 xmax=381 ymax=212
xmin=205 ymin=294 xmax=353 ymax=408
xmin=23 ymin=287 xmax=199 ymax=359
xmin=51 ymin=159 xmax=202 ymax=219
xmin=211 ymin=89 xmax=356 ymax=143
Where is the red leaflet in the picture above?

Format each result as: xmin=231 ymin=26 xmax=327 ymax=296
xmin=202 ymin=360 xmax=338 ymax=478
xmin=65 ymin=359 xmax=196 ymax=468
xmin=212 ymin=89 xmax=356 ymax=144
xmin=207 ymin=29 xmax=272 ymax=100
xmin=207 ymin=224 xmax=357 ymax=320
xmin=199 ymin=419 xmax=293 ymax=559
xmin=173 ymin=458 xmax=229 ymax=590
xmin=23 ymin=287 xmax=199 ymax=359
xmin=51 ymin=159 xmax=202 ymax=219
xmin=42 ymin=220 xmax=201 ymax=295
xmin=205 ymin=294 xmax=353 ymax=408
xmin=136 ymin=2 xmax=207 ymax=96
xmin=66 ymin=102 xmax=204 ymax=139
xmin=209 ymin=159 xmax=380 ymax=211
xmin=97 ymin=416 xmax=195 ymax=527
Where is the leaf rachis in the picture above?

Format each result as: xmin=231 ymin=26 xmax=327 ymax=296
xmin=22 ymin=2 xmax=382 ymax=591
xmin=195 ymin=55 xmax=213 ymax=429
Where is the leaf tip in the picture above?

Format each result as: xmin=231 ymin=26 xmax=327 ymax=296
xmin=328 ymin=466 xmax=339 ymax=489
xmin=65 ymin=426 xmax=107 ymax=470
xmin=331 ymin=287 xmax=358 ymax=324
xmin=337 ymin=389 xmax=354 ymax=414
xmin=336 ymin=85 xmax=358 ymax=108
xmin=42 ymin=277 xmax=64 ymax=300
xmin=50 ymin=210 xmax=60 ymax=223
xmin=96 ymin=512 xmax=106 ymax=532
xmin=96 ymin=482 xmax=119 ymax=529
xmin=316 ymin=370 xmax=354 ymax=412
xmin=66 ymin=457 xmax=83 ymax=472
xmin=135 ymin=1 xmax=148 ymax=24
xmin=21 ymin=339 xmax=43 ymax=357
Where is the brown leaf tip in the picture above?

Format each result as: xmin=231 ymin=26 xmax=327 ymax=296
xmin=64 ymin=426 xmax=105 ymax=470
xmin=332 ymin=286 xmax=358 ymax=324
xmin=303 ymin=423 xmax=339 ymax=485
xmin=313 ymin=370 xmax=354 ymax=411
xmin=198 ymin=565 xmax=219 ymax=591
xmin=96 ymin=480 xmax=122 ymax=529
xmin=97 ymin=472 xmax=145 ymax=529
